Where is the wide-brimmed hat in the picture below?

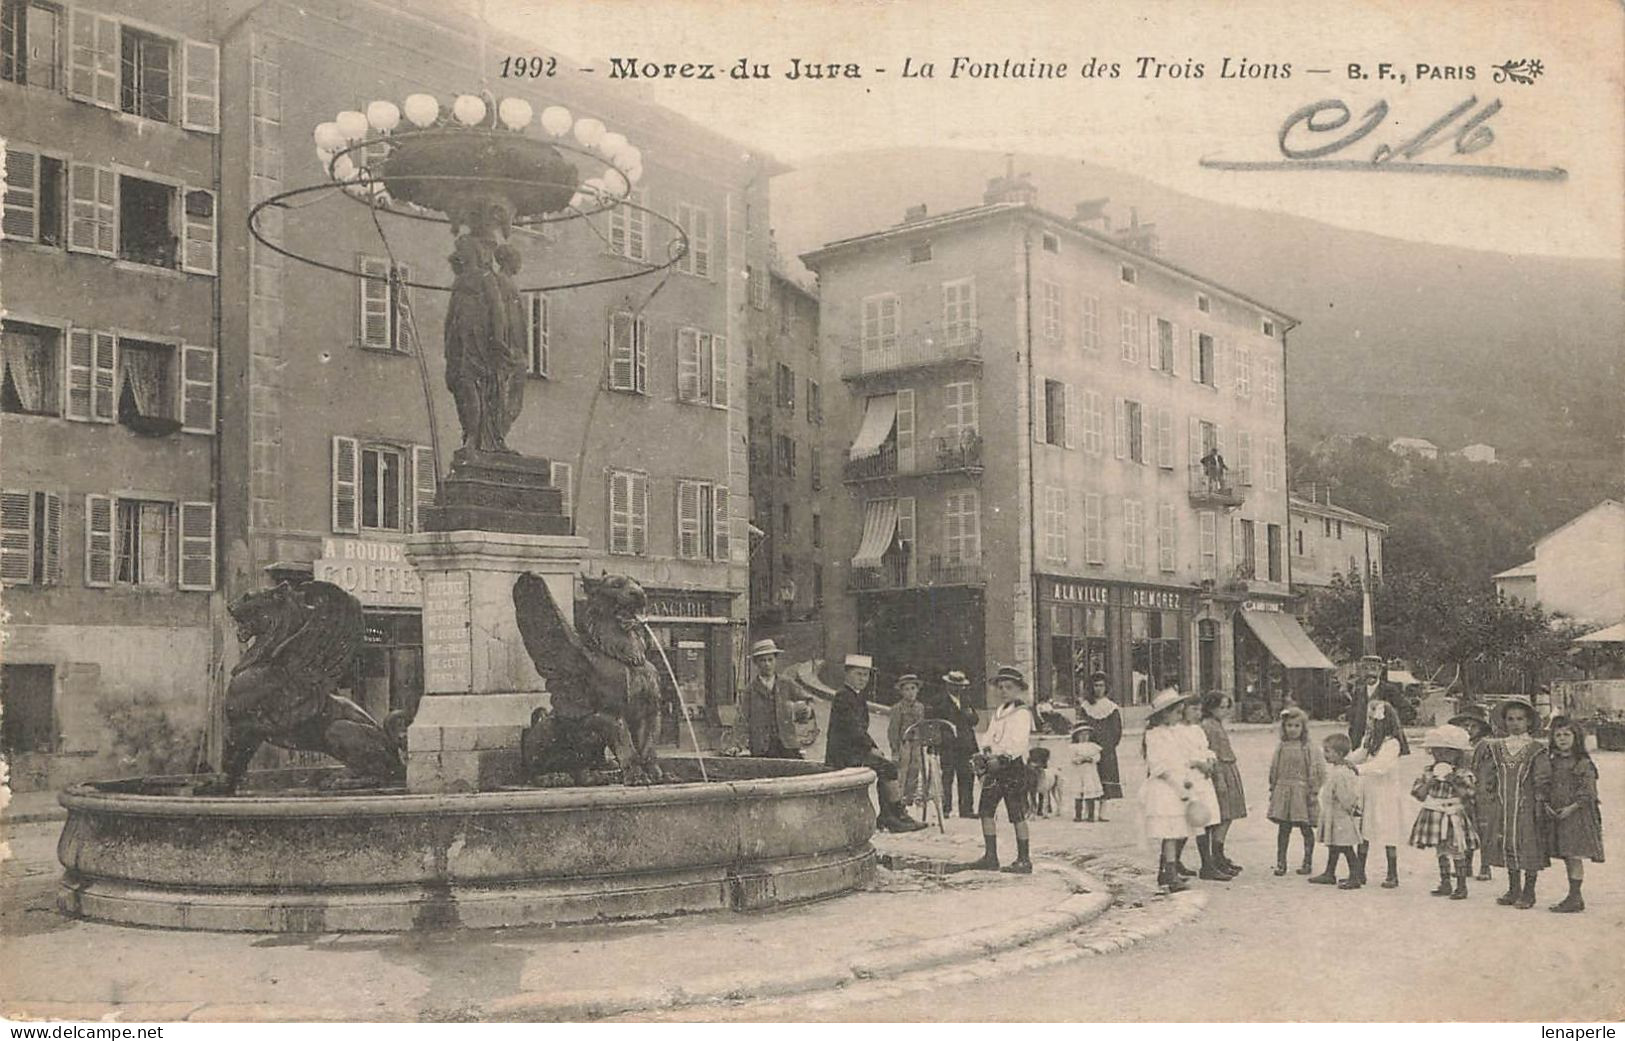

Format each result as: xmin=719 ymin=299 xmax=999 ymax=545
xmin=1148 ymin=688 xmax=1192 ymax=719
xmin=749 ymin=638 xmax=784 ymax=658
xmin=1078 ymin=667 xmax=1109 ymax=684
xmin=894 ymin=673 xmax=922 ymax=689
xmin=1069 ymin=723 xmax=1096 ymax=742
xmin=1422 ymin=724 xmax=1472 ymax=752
xmin=1491 ymin=696 xmax=1543 ymax=734
xmin=1448 ymin=703 xmax=1491 ymax=730
xmin=991 ymin=665 xmax=1029 ymax=690
xmin=941 ymin=670 xmax=971 ymax=687
xmin=844 ymin=653 xmax=874 ymax=670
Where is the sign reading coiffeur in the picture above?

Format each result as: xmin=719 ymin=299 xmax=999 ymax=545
xmin=315 ymin=538 xmax=422 ymax=608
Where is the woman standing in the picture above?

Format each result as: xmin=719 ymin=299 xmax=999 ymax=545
xmin=1201 ymin=692 xmax=1248 ymax=877
xmin=1077 ymin=669 xmax=1124 ymax=820
xmin=1482 ymin=697 xmax=1552 ymax=908
xmin=1346 ymin=696 xmax=1412 ymax=888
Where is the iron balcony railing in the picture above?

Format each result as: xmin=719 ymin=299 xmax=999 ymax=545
xmin=843 ymin=432 xmax=985 ymax=483
xmin=1188 ymin=463 xmax=1246 ymax=508
xmin=846 ymin=551 xmax=986 ymax=592
xmin=840 ymin=327 xmax=983 ymax=380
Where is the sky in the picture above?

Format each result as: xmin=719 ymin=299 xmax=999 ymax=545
xmin=484 ymin=0 xmax=1623 ymax=260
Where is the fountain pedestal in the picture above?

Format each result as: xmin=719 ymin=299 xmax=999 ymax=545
xmin=403 ymin=528 xmax=587 ymax=792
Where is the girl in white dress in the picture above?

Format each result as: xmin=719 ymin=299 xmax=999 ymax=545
xmin=1345 ymin=697 xmax=1413 ymax=888
xmin=1142 ymin=689 xmax=1202 ymax=893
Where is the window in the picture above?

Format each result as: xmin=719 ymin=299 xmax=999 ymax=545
xmin=812 ymin=563 xmax=824 ymax=607
xmin=944 ymin=490 xmax=980 ymax=564
xmin=2 ymin=146 xmax=65 ymax=245
xmin=677 ymin=327 xmax=728 ymax=406
xmin=357 ymin=256 xmax=411 ymax=352
xmin=1336 ymin=520 xmax=1344 ymax=540
xmin=549 ymin=460 xmax=573 ymax=517
xmin=1117 ymin=398 xmax=1146 ymax=463
xmin=675 ymin=203 xmax=712 ymax=277
xmin=676 ymin=479 xmax=728 ymax=561
xmin=1044 ymin=486 xmax=1068 ymax=563
xmin=776 ymin=434 xmax=797 ymax=476
xmin=1152 ymin=317 xmax=1176 ymax=373
xmin=0 ymin=663 xmax=56 ymax=755
xmin=1 ymin=321 xmax=61 ymax=416
xmin=1264 ymin=439 xmax=1282 ymax=491
xmin=943 ymin=278 xmax=976 ymax=345
xmin=1157 ymin=502 xmax=1176 ymax=572
xmin=1123 ymin=498 xmax=1144 ymax=569
xmin=748 ymin=265 xmax=766 ymax=309
xmin=1042 ymin=379 xmax=1069 ymax=446
xmin=1196 ymin=293 xmax=1211 ymax=314
xmin=608 ymin=187 xmax=648 ymax=261
xmin=66 ymin=10 xmax=116 ymax=107
xmin=524 ymin=292 xmax=550 ymax=376
xmin=1119 ymin=307 xmax=1141 ymax=363
xmin=809 ymin=446 xmax=821 ymax=490
xmin=1234 ymin=346 xmax=1252 ymax=398
xmin=807 ymin=380 xmax=822 ymax=424
xmin=1262 ymin=318 xmax=1277 ymax=337
xmin=66 ymin=163 xmax=115 ymax=257
xmin=1236 ymin=431 xmax=1254 ymax=485
xmin=120 ymin=27 xmax=172 ymax=121
xmin=1267 ymin=523 xmax=1283 ymax=581
xmin=330 ymin=437 xmax=432 ymax=535
xmin=861 ymin=294 xmax=900 ymax=364
xmin=0 ymin=490 xmax=61 ymax=585
xmin=1262 ymin=355 xmax=1279 ymax=406
xmin=1323 ymin=517 xmax=1332 ymax=537
xmin=360 ymin=445 xmax=406 ymax=533
xmin=1193 ymin=332 xmax=1215 ymax=386
xmin=1080 ymin=294 xmax=1100 ymax=351
xmin=780 ymin=503 xmax=792 ymax=540
xmin=2 ymin=1 xmax=61 ymax=88
xmin=1041 ymin=231 xmax=1060 ymax=253
xmin=1080 ymin=390 xmax=1105 ymax=456
xmin=775 ymin=363 xmax=796 ymax=412
xmin=1083 ymin=493 xmax=1105 ymax=564
xmin=1040 ymin=280 xmax=1062 ymax=342
xmin=1293 ymin=526 xmax=1303 ymax=557
xmin=908 ymin=241 xmax=932 ymax=264
xmin=1199 ymin=511 xmax=1218 ymax=578
xmin=1156 ymin=407 xmax=1174 ymax=469
xmin=1242 ymin=518 xmax=1258 ymax=577
xmin=811 ymin=512 xmax=822 ymax=549
xmin=945 ymin=380 xmax=978 ymax=438
xmin=1120 ymin=263 xmax=1137 ymax=285
xmin=114 ymin=498 xmax=171 ymax=587
xmin=115 ymin=337 xmax=174 ymax=425
xmin=608 ymin=469 xmax=649 ymax=555
xmin=607 ymin=311 xmax=648 ymax=393
xmin=117 ymin=174 xmax=177 ymax=267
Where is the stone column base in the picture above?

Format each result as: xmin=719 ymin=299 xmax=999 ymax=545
xmin=404 ymin=692 xmax=549 ymax=793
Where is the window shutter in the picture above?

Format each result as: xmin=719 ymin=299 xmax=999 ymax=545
xmin=896 ymin=389 xmax=915 ymax=470
xmin=68 ymin=163 xmax=115 ymax=257
xmin=550 ymin=461 xmax=573 ymax=517
xmin=412 ymin=445 xmax=437 ymax=532
xmin=711 ymin=335 xmax=728 ymax=408
xmin=1140 ymin=406 xmax=1153 ymax=467
xmin=1215 ymin=339 xmax=1228 ymax=390
xmin=1158 ymin=408 xmax=1174 ymax=469
xmin=181 ymin=189 xmax=217 ymax=275
xmin=677 ymin=480 xmax=702 ymax=558
xmin=178 ymin=502 xmax=216 ymax=590
xmin=66 ymin=328 xmax=94 ymax=420
xmin=0 ymin=492 xmax=34 ymax=584
xmin=1216 ymin=424 xmax=1227 ymax=465
xmin=180 ymin=345 xmax=216 ymax=433
xmin=85 ymin=493 xmax=113 ymax=587
xmin=525 ymin=292 xmax=550 ymax=375
xmin=331 ymin=436 xmax=359 ymax=534
xmin=1190 ymin=330 xmax=1202 ymax=382
xmin=1063 ymin=383 xmax=1076 ymax=449
xmin=631 ymin=473 xmax=648 ymax=555
xmin=181 ymin=39 xmax=222 ymax=132
xmin=69 ymin=10 xmax=118 ymax=108
xmin=1147 ymin=315 xmax=1158 ymax=370
xmin=1114 ymin=398 xmax=1127 ymax=459
xmin=2 ymin=147 xmax=39 ymax=242
xmin=358 ymin=256 xmax=390 ymax=347
xmin=91 ymin=331 xmax=116 ymax=422
xmin=609 ymin=471 xmax=629 ymax=552
xmin=713 ymin=484 xmax=731 ymax=562
xmin=607 ymin=313 xmax=632 ymax=390
xmin=1189 ymin=416 xmax=1203 ymax=470
xmin=676 ymin=327 xmax=701 ymax=402
xmin=42 ymin=493 xmax=62 ymax=585
xmin=635 ymin=317 xmax=648 ymax=393
xmin=1167 ymin=322 xmax=1179 ymax=376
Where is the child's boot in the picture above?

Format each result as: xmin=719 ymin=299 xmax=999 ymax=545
xmin=1515 ymin=870 xmax=1538 ymax=910
xmin=1274 ymin=827 xmax=1290 ymax=876
xmin=951 ymin=833 xmax=1000 ymax=873
xmin=1381 ymin=846 xmax=1400 ymax=889
xmin=1476 ymin=851 xmax=1492 ymax=882
xmin=1173 ymin=839 xmax=1196 ymax=877
xmin=1297 ymin=836 xmax=1316 ymax=876
xmin=1074 ymin=797 xmax=1085 ymax=823
xmin=1431 ymin=860 xmax=1454 ymax=897
xmin=1308 ymin=848 xmax=1340 ymax=885
xmin=1001 ymin=839 xmax=1033 ymax=875
xmin=1351 ymin=841 xmax=1370 ymax=886
xmin=1159 ymin=857 xmax=1189 ymax=894
xmin=1215 ymin=839 xmax=1242 ymax=875
xmin=1549 ymin=877 xmax=1584 ymax=913
xmin=1451 ymin=862 xmax=1469 ymax=900
xmin=1496 ymin=868 xmax=1522 ymax=906
xmin=1086 ymin=799 xmax=1098 ymax=822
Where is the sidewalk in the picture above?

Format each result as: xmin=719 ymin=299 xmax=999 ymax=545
xmin=0 ymin=790 xmax=63 ymax=825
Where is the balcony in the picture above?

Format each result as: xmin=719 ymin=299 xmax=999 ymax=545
xmin=843 ymin=432 xmax=985 ymax=484
xmin=1188 ymin=464 xmax=1246 ymax=508
xmin=847 ymin=551 xmax=986 ymax=592
xmin=841 ymin=328 xmax=983 ymax=382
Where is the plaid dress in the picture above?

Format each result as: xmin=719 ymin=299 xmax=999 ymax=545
xmin=1409 ymin=764 xmax=1480 ymax=856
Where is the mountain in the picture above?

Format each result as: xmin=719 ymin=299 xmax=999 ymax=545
xmin=769 ymin=148 xmax=1622 ymax=464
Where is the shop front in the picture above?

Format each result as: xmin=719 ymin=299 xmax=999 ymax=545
xmin=640 ymin=588 xmax=742 ymax=749
xmin=314 ymin=537 xmax=424 ymax=724
xmin=1036 ymin=577 xmax=1194 ymax=707
xmin=1233 ymin=602 xmax=1336 ymax=722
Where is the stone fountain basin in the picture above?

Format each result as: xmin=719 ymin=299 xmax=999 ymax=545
xmin=56 ymin=758 xmax=877 ymax=933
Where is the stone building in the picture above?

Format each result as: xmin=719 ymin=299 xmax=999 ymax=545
xmin=1287 ymin=490 xmax=1388 ymax=588
xmin=803 ymin=175 xmax=1315 ymax=715
xmin=1494 ymin=500 xmax=1625 ymax=628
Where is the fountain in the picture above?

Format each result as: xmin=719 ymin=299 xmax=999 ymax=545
xmin=55 ymin=91 xmax=876 ymax=933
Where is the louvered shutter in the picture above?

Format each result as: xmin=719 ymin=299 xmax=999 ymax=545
xmin=181 ymin=189 xmax=217 ymax=275
xmin=711 ymin=335 xmax=728 ymax=408
xmin=1114 ymin=398 xmax=1127 ymax=459
xmin=332 ymin=436 xmax=360 ymax=533
xmin=1158 ymin=408 xmax=1174 ymax=469
xmin=66 ymin=328 xmax=94 ymax=420
xmin=358 ymin=256 xmax=390 ymax=348
xmin=2 ymin=147 xmax=39 ymax=242
xmin=713 ymin=485 xmax=731 ymax=562
xmin=181 ymin=40 xmax=221 ymax=133
xmin=1216 ymin=425 xmax=1227 ymax=470
xmin=676 ymin=328 xmax=701 ymax=402
xmin=677 ymin=480 xmax=702 ymax=558
xmin=181 ymin=345 xmax=216 ymax=433
xmin=68 ymin=163 xmax=115 ymax=256
xmin=609 ymin=472 xmax=630 ymax=552
xmin=1063 ymin=383 xmax=1076 ymax=449
xmin=634 ymin=317 xmax=648 ymax=393
xmin=896 ymin=389 xmax=915 ymax=471
xmin=1238 ymin=432 xmax=1253 ymax=485
xmin=85 ymin=494 xmax=113 ymax=586
xmin=178 ymin=502 xmax=216 ymax=590
xmin=1140 ymin=406 xmax=1152 ymax=467
xmin=0 ymin=492 xmax=34 ymax=584
xmin=1147 ymin=316 xmax=1159 ymax=370
xmin=68 ymin=10 xmax=118 ymax=107
xmin=1189 ymin=416 xmax=1203 ymax=470
xmin=631 ymin=473 xmax=648 ymax=555
xmin=91 ymin=332 xmax=116 ymax=422
xmin=412 ymin=445 xmax=437 ymax=532
xmin=41 ymin=493 xmax=62 ymax=585
xmin=1215 ymin=339 xmax=1228 ymax=390
xmin=1191 ymin=330 xmax=1202 ymax=382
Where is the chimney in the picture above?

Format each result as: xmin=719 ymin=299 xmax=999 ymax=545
xmin=1113 ymin=206 xmax=1161 ymax=256
xmin=902 ymin=203 xmax=929 ymax=223
xmin=983 ymin=155 xmax=1038 ymax=206
xmin=1073 ymin=197 xmax=1111 ymax=233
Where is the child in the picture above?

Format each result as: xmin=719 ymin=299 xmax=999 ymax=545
xmin=1544 ymin=716 xmax=1604 ymax=913
xmin=1269 ymin=707 xmax=1325 ymax=876
xmin=1070 ymin=724 xmax=1105 ymax=822
xmin=1449 ymin=704 xmax=1496 ymax=881
xmin=1200 ymin=692 xmax=1248 ymax=877
xmin=1482 ymin=697 xmax=1552 ymax=909
xmin=1409 ymin=724 xmax=1480 ymax=900
xmin=1177 ymin=697 xmax=1225 ymax=879
xmin=1142 ymin=688 xmax=1200 ymax=893
xmin=1309 ymin=732 xmax=1364 ymax=886
xmin=953 ymin=667 xmax=1035 ymax=874
xmin=1346 ymin=697 xmax=1412 ymax=889
xmin=887 ymin=674 xmax=928 ymax=803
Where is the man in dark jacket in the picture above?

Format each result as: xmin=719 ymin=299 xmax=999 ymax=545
xmin=826 ymin=653 xmax=926 ymax=832
xmin=1349 ymin=656 xmax=1390 ymax=748
xmin=740 ymin=638 xmax=808 ymax=758
xmin=929 ymin=670 xmax=981 ymax=818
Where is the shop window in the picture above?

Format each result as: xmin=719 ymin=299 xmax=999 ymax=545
xmin=114 ymin=499 xmax=172 ymax=587
xmin=1 ymin=146 xmax=65 ymax=245
xmin=1047 ymin=604 xmax=1107 ymax=704
xmin=349 ymin=612 xmax=423 ymax=723
xmin=0 ymin=663 xmax=56 ymax=754
xmin=116 ymin=337 xmax=175 ymax=426
xmin=2 ymin=1 xmax=62 ymax=88
xmin=120 ymin=27 xmax=173 ymax=121
xmin=1 ymin=321 xmax=61 ymax=416
xmin=1130 ymin=608 xmax=1183 ymax=704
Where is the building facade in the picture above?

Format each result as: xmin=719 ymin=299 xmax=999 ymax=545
xmin=2 ymin=0 xmax=769 ymax=787
xmin=1495 ymin=500 xmax=1625 ymax=628
xmin=1287 ymin=493 xmax=1387 ymax=588
xmin=803 ymin=177 xmax=1307 ymax=714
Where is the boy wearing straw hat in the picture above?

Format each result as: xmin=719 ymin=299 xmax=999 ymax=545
xmin=740 ymin=638 xmax=808 ymax=759
xmin=953 ymin=666 xmax=1036 ymax=874
xmin=826 ymin=653 xmax=928 ymax=833
xmin=888 ymin=674 xmax=928 ymax=802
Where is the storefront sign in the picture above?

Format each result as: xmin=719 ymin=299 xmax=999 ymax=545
xmin=1127 ymin=586 xmax=1189 ymax=611
xmin=644 ymin=590 xmax=732 ymax=621
xmin=1242 ymin=600 xmax=1284 ymax=612
xmin=422 ymin=572 xmax=472 ymax=693
xmin=1045 ymin=579 xmax=1111 ymax=605
xmin=316 ymin=538 xmax=422 ymax=608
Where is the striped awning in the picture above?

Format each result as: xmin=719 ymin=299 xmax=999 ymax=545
xmin=851 ymin=498 xmax=899 ymax=569
xmin=1241 ymin=610 xmax=1336 ymax=670
xmin=848 ymin=394 xmax=898 ymax=461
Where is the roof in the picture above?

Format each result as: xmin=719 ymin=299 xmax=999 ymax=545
xmin=770 ymin=266 xmax=818 ymax=301
xmin=1575 ymin=621 xmax=1625 ymax=644
xmin=1287 ymin=496 xmax=1389 ymax=532
xmin=1531 ymin=500 xmax=1625 ymax=552
xmin=798 ymin=201 xmax=1299 ymax=328
xmin=1389 ymin=437 xmax=1438 ymax=449
xmin=1493 ymin=560 xmax=1537 ymax=580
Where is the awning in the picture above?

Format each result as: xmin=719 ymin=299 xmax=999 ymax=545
xmin=851 ymin=498 xmax=899 ymax=569
xmin=1240 ymin=610 xmax=1336 ymax=670
xmin=1576 ymin=621 xmax=1625 ymax=644
xmin=848 ymin=395 xmax=898 ymax=461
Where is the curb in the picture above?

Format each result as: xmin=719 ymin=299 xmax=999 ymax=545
xmin=1 ymin=809 xmax=67 ymax=825
xmin=484 ymin=851 xmax=1112 ymax=1021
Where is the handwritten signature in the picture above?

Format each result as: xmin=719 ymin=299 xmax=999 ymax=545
xmin=1201 ymin=96 xmax=1567 ymax=181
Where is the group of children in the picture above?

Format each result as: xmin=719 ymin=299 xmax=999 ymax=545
xmin=1261 ymin=694 xmax=1605 ymax=912
xmin=1141 ymin=688 xmax=1250 ymax=892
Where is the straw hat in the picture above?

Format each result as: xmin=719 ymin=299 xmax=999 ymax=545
xmin=941 ymin=670 xmax=971 ymax=687
xmin=1447 ymin=703 xmax=1491 ymax=731
xmin=894 ymin=673 xmax=922 ymax=689
xmin=748 ymin=638 xmax=784 ymax=658
xmin=1491 ymin=696 xmax=1543 ymax=734
xmin=1422 ymin=724 xmax=1472 ymax=752
xmin=1148 ymin=688 xmax=1192 ymax=720
xmin=843 ymin=653 xmax=874 ymax=670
